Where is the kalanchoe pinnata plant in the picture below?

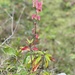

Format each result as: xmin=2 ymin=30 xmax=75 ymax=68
xmin=21 ymin=0 xmax=55 ymax=74
xmin=2 ymin=0 xmax=55 ymax=75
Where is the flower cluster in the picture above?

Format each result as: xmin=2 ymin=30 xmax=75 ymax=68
xmin=32 ymin=0 xmax=43 ymax=20
xmin=32 ymin=0 xmax=43 ymax=13
xmin=20 ymin=0 xmax=56 ymax=73
xmin=32 ymin=14 xmax=40 ymax=20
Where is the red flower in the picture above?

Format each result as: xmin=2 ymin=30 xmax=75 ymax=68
xmin=35 ymin=34 xmax=39 ymax=39
xmin=33 ymin=47 xmax=38 ymax=51
xmin=31 ymin=14 xmax=40 ymax=20
xmin=32 ymin=0 xmax=38 ymax=7
xmin=37 ymin=15 xmax=40 ymax=20
xmin=32 ymin=14 xmax=36 ymax=19
xmin=21 ymin=46 xmax=29 ymax=51
xmin=32 ymin=0 xmax=43 ymax=13
xmin=36 ymin=1 xmax=43 ymax=13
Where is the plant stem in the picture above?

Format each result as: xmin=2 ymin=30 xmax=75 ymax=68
xmin=29 ymin=44 xmax=33 ymax=68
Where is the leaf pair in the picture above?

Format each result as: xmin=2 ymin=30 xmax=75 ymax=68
xmin=32 ymin=56 xmax=42 ymax=72
xmin=44 ymin=54 xmax=52 ymax=68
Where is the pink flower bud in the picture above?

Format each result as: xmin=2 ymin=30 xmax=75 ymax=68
xmin=31 ymin=14 xmax=40 ymax=20
xmin=31 ymin=14 xmax=36 ymax=20
xmin=32 ymin=0 xmax=38 ymax=7
xmin=35 ymin=34 xmax=39 ymax=39
xmin=37 ymin=15 xmax=40 ymax=20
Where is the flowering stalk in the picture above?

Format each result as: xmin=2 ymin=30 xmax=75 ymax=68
xmin=31 ymin=0 xmax=43 ymax=72
xmin=29 ymin=43 xmax=33 ymax=68
xmin=32 ymin=0 xmax=43 ymax=46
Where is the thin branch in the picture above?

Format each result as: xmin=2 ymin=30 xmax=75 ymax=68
xmin=0 ymin=34 xmax=13 ymax=47
xmin=4 ymin=9 xmax=12 ymax=18
xmin=14 ymin=5 xmax=25 ymax=32
xmin=0 ymin=5 xmax=26 ymax=47
xmin=11 ymin=5 xmax=15 ymax=35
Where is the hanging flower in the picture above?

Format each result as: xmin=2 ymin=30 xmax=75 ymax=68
xmin=36 ymin=1 xmax=43 ymax=13
xmin=31 ymin=14 xmax=40 ymax=20
xmin=35 ymin=34 xmax=39 ymax=39
xmin=37 ymin=15 xmax=40 ymax=20
xmin=32 ymin=0 xmax=43 ymax=13
xmin=32 ymin=14 xmax=36 ymax=19
xmin=32 ymin=0 xmax=38 ymax=7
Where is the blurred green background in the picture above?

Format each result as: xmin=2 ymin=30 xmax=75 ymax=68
xmin=0 ymin=0 xmax=75 ymax=75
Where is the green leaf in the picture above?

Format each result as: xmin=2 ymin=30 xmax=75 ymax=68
xmin=46 ymin=54 xmax=51 ymax=57
xmin=3 ymin=46 xmax=17 ymax=56
xmin=35 ymin=51 xmax=44 ymax=55
xmin=44 ymin=59 xmax=49 ymax=68
xmin=23 ymin=52 xmax=31 ymax=64
xmin=45 ymin=54 xmax=50 ymax=62
xmin=26 ymin=38 xmax=33 ymax=44
xmin=34 ymin=56 xmax=42 ymax=65
xmin=28 ymin=56 xmax=34 ymax=64
xmin=44 ymin=53 xmax=51 ymax=68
